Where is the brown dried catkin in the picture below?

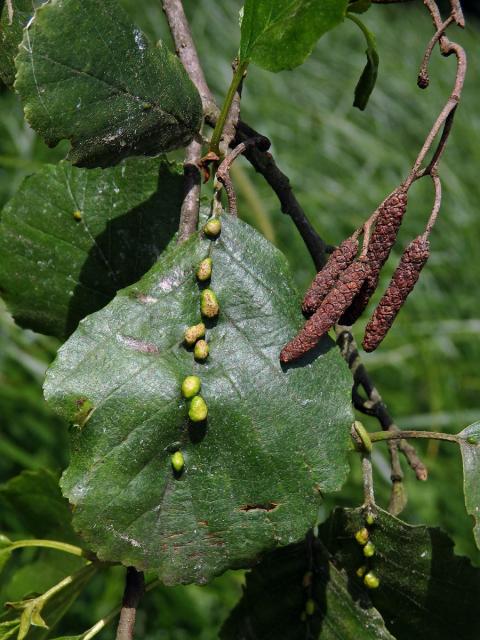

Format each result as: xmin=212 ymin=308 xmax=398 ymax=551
xmin=362 ymin=236 xmax=430 ymax=352
xmin=341 ymin=188 xmax=408 ymax=325
xmin=302 ymin=236 xmax=359 ymax=315
xmin=280 ymin=260 xmax=371 ymax=363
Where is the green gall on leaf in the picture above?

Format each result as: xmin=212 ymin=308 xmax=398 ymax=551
xmin=355 ymin=528 xmax=369 ymax=545
xmin=181 ymin=376 xmax=201 ymax=399
xmin=204 ymin=217 xmax=222 ymax=238
xmin=363 ymin=541 xmax=375 ymax=557
xmin=305 ymin=598 xmax=315 ymax=616
xmin=300 ymin=611 xmax=307 ymax=622
xmin=365 ymin=511 xmax=376 ymax=526
xmin=184 ymin=322 xmax=206 ymax=346
xmin=171 ymin=451 xmax=185 ymax=473
xmin=196 ymin=257 xmax=213 ymax=282
xmin=72 ymin=210 xmax=82 ymax=221
xmin=467 ymin=436 xmax=478 ymax=445
xmin=356 ymin=565 xmax=367 ymax=578
xmin=200 ymin=289 xmax=219 ymax=318
xmin=364 ymin=571 xmax=380 ymax=589
xmin=73 ymin=397 xmax=94 ymax=427
xmin=194 ymin=339 xmax=209 ymax=361
xmin=189 ymin=395 xmax=208 ymax=422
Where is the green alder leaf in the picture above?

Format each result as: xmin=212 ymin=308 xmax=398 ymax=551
xmin=221 ymin=538 xmax=394 ymax=640
xmin=0 ymin=157 xmax=183 ymax=338
xmin=240 ymin=0 xmax=349 ymax=72
xmin=458 ymin=421 xmax=480 ymax=550
xmin=14 ymin=0 xmax=202 ymax=167
xmin=348 ymin=13 xmax=379 ymax=110
xmin=348 ymin=0 xmax=372 ymax=14
xmin=44 ymin=215 xmax=354 ymax=585
xmin=0 ymin=620 xmax=20 ymax=640
xmin=0 ymin=535 xmax=12 ymax=577
xmin=0 ymin=1 xmax=44 ymax=88
xmin=320 ymin=507 xmax=480 ymax=640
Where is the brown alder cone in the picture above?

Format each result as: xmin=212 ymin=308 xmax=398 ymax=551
xmin=280 ymin=259 xmax=371 ymax=363
xmin=341 ymin=188 xmax=408 ymax=325
xmin=302 ymin=236 xmax=359 ymax=315
xmin=363 ymin=236 xmax=430 ymax=352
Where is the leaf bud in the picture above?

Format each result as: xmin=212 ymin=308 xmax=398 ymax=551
xmin=355 ymin=528 xmax=369 ymax=546
xmin=181 ymin=375 xmax=201 ymax=399
xmin=363 ymin=571 xmax=380 ymax=589
xmin=171 ymin=451 xmax=184 ymax=473
xmin=189 ymin=395 xmax=208 ymax=422
xmin=184 ymin=322 xmax=206 ymax=346
xmin=200 ymin=289 xmax=219 ymax=318
xmin=204 ymin=217 xmax=222 ymax=237
xmin=194 ymin=339 xmax=209 ymax=361
xmin=196 ymin=257 xmax=213 ymax=282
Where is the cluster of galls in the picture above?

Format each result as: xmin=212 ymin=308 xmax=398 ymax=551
xmin=354 ymin=513 xmax=380 ymax=590
xmin=280 ymin=187 xmax=431 ymax=362
xmin=170 ymin=217 xmax=222 ymax=475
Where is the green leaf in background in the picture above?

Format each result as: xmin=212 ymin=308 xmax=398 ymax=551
xmin=221 ymin=538 xmax=394 ymax=640
xmin=45 ymin=215 xmax=353 ymax=585
xmin=14 ymin=0 xmax=202 ymax=167
xmin=348 ymin=13 xmax=378 ymax=110
xmin=0 ymin=157 xmax=183 ymax=338
xmin=458 ymin=421 xmax=480 ymax=550
xmin=240 ymin=0 xmax=349 ymax=72
xmin=0 ymin=1 xmax=43 ymax=88
xmin=320 ymin=507 xmax=480 ymax=640
xmin=0 ymin=620 xmax=19 ymax=640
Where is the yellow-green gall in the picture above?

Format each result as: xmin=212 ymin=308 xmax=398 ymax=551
xmin=363 ymin=541 xmax=375 ymax=558
xmin=355 ymin=528 xmax=369 ymax=546
xmin=365 ymin=512 xmax=376 ymax=526
xmin=305 ymin=599 xmax=315 ymax=616
xmin=171 ymin=451 xmax=184 ymax=473
xmin=200 ymin=289 xmax=219 ymax=318
xmin=363 ymin=572 xmax=380 ymax=589
xmin=184 ymin=322 xmax=206 ymax=346
xmin=196 ymin=258 xmax=213 ymax=282
xmin=204 ymin=217 xmax=221 ymax=237
xmin=181 ymin=376 xmax=201 ymax=399
xmin=189 ymin=395 xmax=208 ymax=422
xmin=356 ymin=565 xmax=367 ymax=578
xmin=194 ymin=339 xmax=209 ymax=361
xmin=73 ymin=210 xmax=82 ymax=221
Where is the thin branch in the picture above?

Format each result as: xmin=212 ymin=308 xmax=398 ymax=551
xmin=417 ymin=16 xmax=453 ymax=89
xmin=449 ymin=0 xmax=465 ymax=28
xmin=219 ymin=59 xmax=245 ymax=156
xmin=177 ymin=138 xmax=202 ymax=242
xmin=423 ymin=173 xmax=442 ymax=237
xmin=115 ymin=568 xmax=145 ymax=640
xmin=362 ymin=453 xmax=375 ymax=510
xmin=370 ymin=430 xmax=460 ymax=444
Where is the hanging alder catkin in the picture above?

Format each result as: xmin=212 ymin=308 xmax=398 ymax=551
xmin=341 ymin=188 xmax=408 ymax=325
xmin=362 ymin=235 xmax=430 ymax=352
xmin=302 ymin=236 xmax=359 ymax=315
xmin=280 ymin=259 xmax=371 ymax=363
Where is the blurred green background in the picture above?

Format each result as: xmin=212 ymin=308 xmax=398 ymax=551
xmin=0 ymin=0 xmax=479 ymax=637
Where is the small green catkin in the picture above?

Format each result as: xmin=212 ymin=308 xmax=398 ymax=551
xmin=189 ymin=395 xmax=208 ymax=422
xmin=200 ymin=289 xmax=219 ymax=318
xmin=194 ymin=339 xmax=209 ymax=361
xmin=181 ymin=376 xmax=201 ymax=399
xmin=196 ymin=257 xmax=213 ymax=282
xmin=184 ymin=322 xmax=206 ymax=346
xmin=171 ymin=451 xmax=184 ymax=473
xmin=204 ymin=217 xmax=222 ymax=238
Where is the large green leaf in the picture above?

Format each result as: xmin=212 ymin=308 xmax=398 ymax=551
xmin=458 ymin=421 xmax=480 ymax=550
xmin=320 ymin=507 xmax=480 ymax=640
xmin=240 ymin=0 xmax=348 ymax=72
xmin=44 ymin=215 xmax=353 ymax=585
xmin=221 ymin=538 xmax=394 ymax=640
xmin=348 ymin=13 xmax=378 ymax=110
xmin=0 ymin=157 xmax=183 ymax=338
xmin=0 ymin=1 xmax=43 ymax=88
xmin=14 ymin=0 xmax=202 ymax=167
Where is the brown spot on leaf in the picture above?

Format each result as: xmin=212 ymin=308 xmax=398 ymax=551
xmin=238 ymin=502 xmax=279 ymax=513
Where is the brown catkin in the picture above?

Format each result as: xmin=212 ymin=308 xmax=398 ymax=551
xmin=362 ymin=236 xmax=430 ymax=352
xmin=280 ymin=260 xmax=371 ymax=363
xmin=302 ymin=236 xmax=359 ymax=315
xmin=341 ymin=188 xmax=408 ymax=325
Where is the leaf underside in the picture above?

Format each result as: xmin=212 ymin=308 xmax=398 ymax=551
xmin=14 ymin=0 xmax=202 ymax=167
xmin=45 ymin=215 xmax=353 ymax=585
xmin=458 ymin=421 xmax=480 ymax=550
xmin=0 ymin=157 xmax=183 ymax=338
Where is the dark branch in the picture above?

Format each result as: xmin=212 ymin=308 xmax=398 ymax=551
xmin=115 ymin=567 xmax=145 ymax=640
xmin=178 ymin=138 xmax=202 ymax=242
